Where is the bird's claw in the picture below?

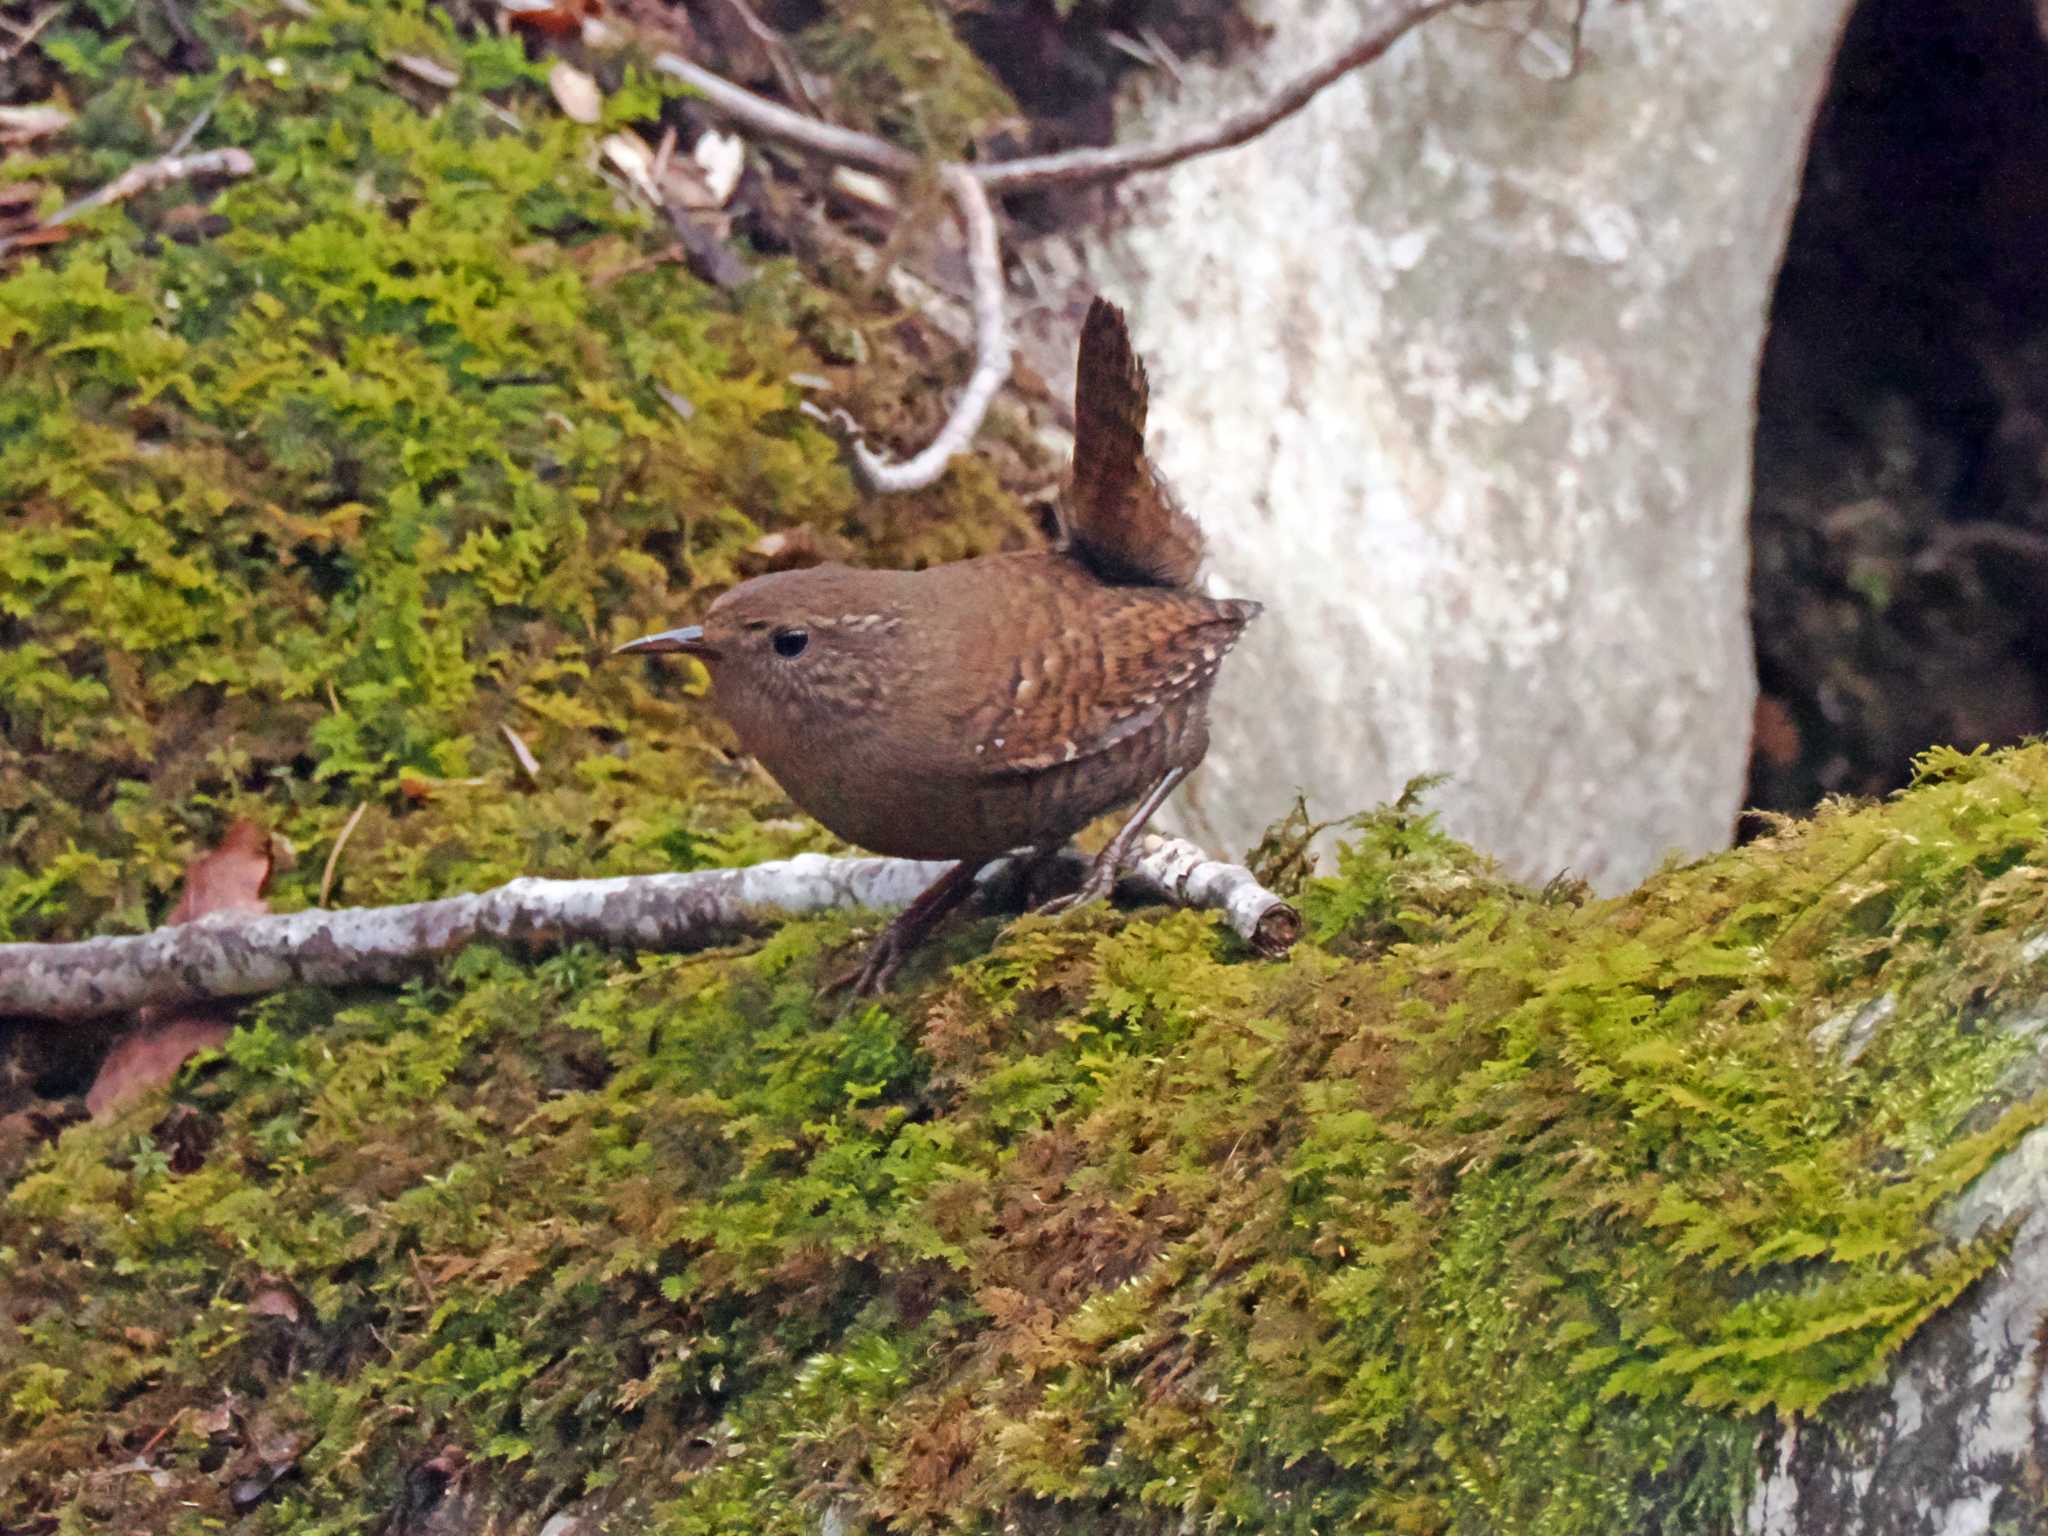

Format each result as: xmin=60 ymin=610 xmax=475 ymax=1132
xmin=1030 ymin=856 xmax=1120 ymax=919
xmin=823 ymin=931 xmax=908 ymax=998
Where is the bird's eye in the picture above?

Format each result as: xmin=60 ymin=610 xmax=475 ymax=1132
xmin=770 ymin=627 xmax=810 ymax=659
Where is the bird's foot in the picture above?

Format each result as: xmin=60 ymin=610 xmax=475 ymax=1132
xmin=821 ymin=859 xmax=981 ymax=998
xmin=824 ymin=928 xmax=913 ymax=997
xmin=1030 ymin=849 xmax=1121 ymax=918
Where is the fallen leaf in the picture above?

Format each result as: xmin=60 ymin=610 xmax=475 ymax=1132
xmin=87 ymin=820 xmax=275 ymax=1120
xmin=87 ymin=1016 xmax=233 ymax=1121
xmin=247 ymin=1281 xmax=305 ymax=1324
xmin=693 ymin=130 xmax=744 ymax=207
xmin=600 ymin=131 xmax=658 ymax=203
xmin=549 ymin=60 xmax=602 ymax=124
xmin=164 ymin=818 xmax=275 ymax=925
xmin=1753 ymin=694 xmax=1802 ymax=769
xmin=499 ymin=722 xmax=541 ymax=787
xmin=499 ymin=0 xmax=602 ymax=37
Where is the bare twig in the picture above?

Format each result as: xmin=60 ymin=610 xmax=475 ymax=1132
xmin=806 ymin=165 xmax=1010 ymax=494
xmin=656 ymin=0 xmax=1455 ymax=194
xmin=656 ymin=52 xmax=916 ymax=178
xmin=0 ymin=838 xmax=1296 ymax=1021
xmin=319 ymin=802 xmax=369 ymax=907
xmin=0 ymin=139 xmax=256 ymax=256
xmin=1120 ymin=834 xmax=1302 ymax=956
xmin=975 ymin=0 xmax=1457 ymax=191
xmin=163 ymin=94 xmax=222 ymax=158
xmin=709 ymin=0 xmax=823 ymax=118
xmin=498 ymin=723 xmax=542 ymax=787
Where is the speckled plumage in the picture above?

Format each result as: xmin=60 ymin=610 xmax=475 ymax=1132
xmin=620 ymin=296 xmax=1259 ymax=988
xmin=693 ymin=554 xmax=1255 ymax=861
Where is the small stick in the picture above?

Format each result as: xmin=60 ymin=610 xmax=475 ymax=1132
xmin=0 ymin=143 xmax=256 ymax=256
xmin=0 ymin=4 xmax=61 ymax=61
xmin=499 ymin=723 xmax=542 ymax=787
xmin=807 ymin=165 xmax=1010 ymax=494
xmin=0 ymin=843 xmax=1296 ymax=1021
xmin=319 ymin=802 xmax=369 ymax=908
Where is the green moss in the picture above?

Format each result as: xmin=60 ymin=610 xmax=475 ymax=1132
xmin=797 ymin=0 xmax=1017 ymax=157
xmin=0 ymin=0 xmax=1038 ymax=946
xmin=8 ymin=745 xmax=2048 ymax=1531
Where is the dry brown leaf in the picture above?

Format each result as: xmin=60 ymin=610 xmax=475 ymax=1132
xmin=87 ymin=820 xmax=275 ymax=1120
xmin=499 ymin=0 xmax=601 ymax=35
xmin=247 ymin=1283 xmax=305 ymax=1324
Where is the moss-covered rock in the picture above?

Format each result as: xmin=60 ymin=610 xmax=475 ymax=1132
xmin=7 ymin=741 xmax=2048 ymax=1532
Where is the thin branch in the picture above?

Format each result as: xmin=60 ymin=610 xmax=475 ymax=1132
xmin=975 ymin=0 xmax=1458 ymax=192
xmin=656 ymin=0 xmax=1457 ymax=491
xmin=806 ymin=164 xmax=1010 ymax=494
xmin=0 ymin=3 xmax=61 ymax=61
xmin=708 ymin=0 xmax=823 ymax=118
xmin=319 ymin=802 xmax=369 ymax=907
xmin=655 ymin=0 xmax=1456 ymax=194
xmin=0 ymin=143 xmax=255 ymax=256
xmin=656 ymin=52 xmax=917 ymax=179
xmin=0 ymin=839 xmax=1297 ymax=1022
xmin=1122 ymin=834 xmax=1302 ymax=957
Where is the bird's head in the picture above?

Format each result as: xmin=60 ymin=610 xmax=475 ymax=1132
xmin=614 ymin=563 xmax=914 ymax=752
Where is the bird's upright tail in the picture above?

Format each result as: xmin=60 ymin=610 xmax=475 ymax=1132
xmin=1057 ymin=297 xmax=1207 ymax=590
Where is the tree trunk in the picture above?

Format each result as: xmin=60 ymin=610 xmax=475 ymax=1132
xmin=1075 ymin=0 xmax=1855 ymax=887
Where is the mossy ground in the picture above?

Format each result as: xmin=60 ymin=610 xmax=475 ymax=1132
xmin=8 ymin=1 xmax=2048 ymax=1532
xmin=11 ymin=728 xmax=2048 ymax=1533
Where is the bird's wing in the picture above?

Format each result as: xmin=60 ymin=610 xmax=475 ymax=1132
xmin=967 ymin=592 xmax=1260 ymax=775
xmin=1057 ymin=297 xmax=1206 ymax=590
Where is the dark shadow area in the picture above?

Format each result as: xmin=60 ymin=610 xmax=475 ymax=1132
xmin=1746 ymin=0 xmax=2048 ymax=822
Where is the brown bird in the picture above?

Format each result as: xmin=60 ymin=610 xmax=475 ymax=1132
xmin=619 ymin=297 xmax=1259 ymax=990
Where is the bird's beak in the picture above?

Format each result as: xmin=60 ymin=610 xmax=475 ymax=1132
xmin=614 ymin=624 xmax=719 ymax=660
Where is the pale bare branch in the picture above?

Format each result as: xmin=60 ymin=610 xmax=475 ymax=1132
xmin=0 ymin=144 xmax=255 ymax=256
xmin=655 ymin=0 xmax=1456 ymax=194
xmin=655 ymin=52 xmax=917 ymax=178
xmin=975 ymin=0 xmax=1458 ymax=192
xmin=0 ymin=839 xmax=1296 ymax=1021
xmin=805 ymin=164 xmax=1010 ymax=494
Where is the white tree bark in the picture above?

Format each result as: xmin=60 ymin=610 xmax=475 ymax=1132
xmin=0 ymin=839 xmax=1296 ymax=1020
xmin=1074 ymin=0 xmax=1856 ymax=888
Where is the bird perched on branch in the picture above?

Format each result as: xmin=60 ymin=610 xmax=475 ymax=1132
xmin=618 ymin=297 xmax=1260 ymax=990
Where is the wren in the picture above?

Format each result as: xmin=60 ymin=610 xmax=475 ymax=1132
xmin=618 ymin=297 xmax=1259 ymax=990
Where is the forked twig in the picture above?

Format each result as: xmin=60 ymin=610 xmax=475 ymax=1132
xmin=804 ymin=165 xmax=1010 ymax=494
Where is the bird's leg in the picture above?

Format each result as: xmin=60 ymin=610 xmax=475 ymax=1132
xmin=1034 ymin=765 xmax=1188 ymax=917
xmin=831 ymin=858 xmax=983 ymax=996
